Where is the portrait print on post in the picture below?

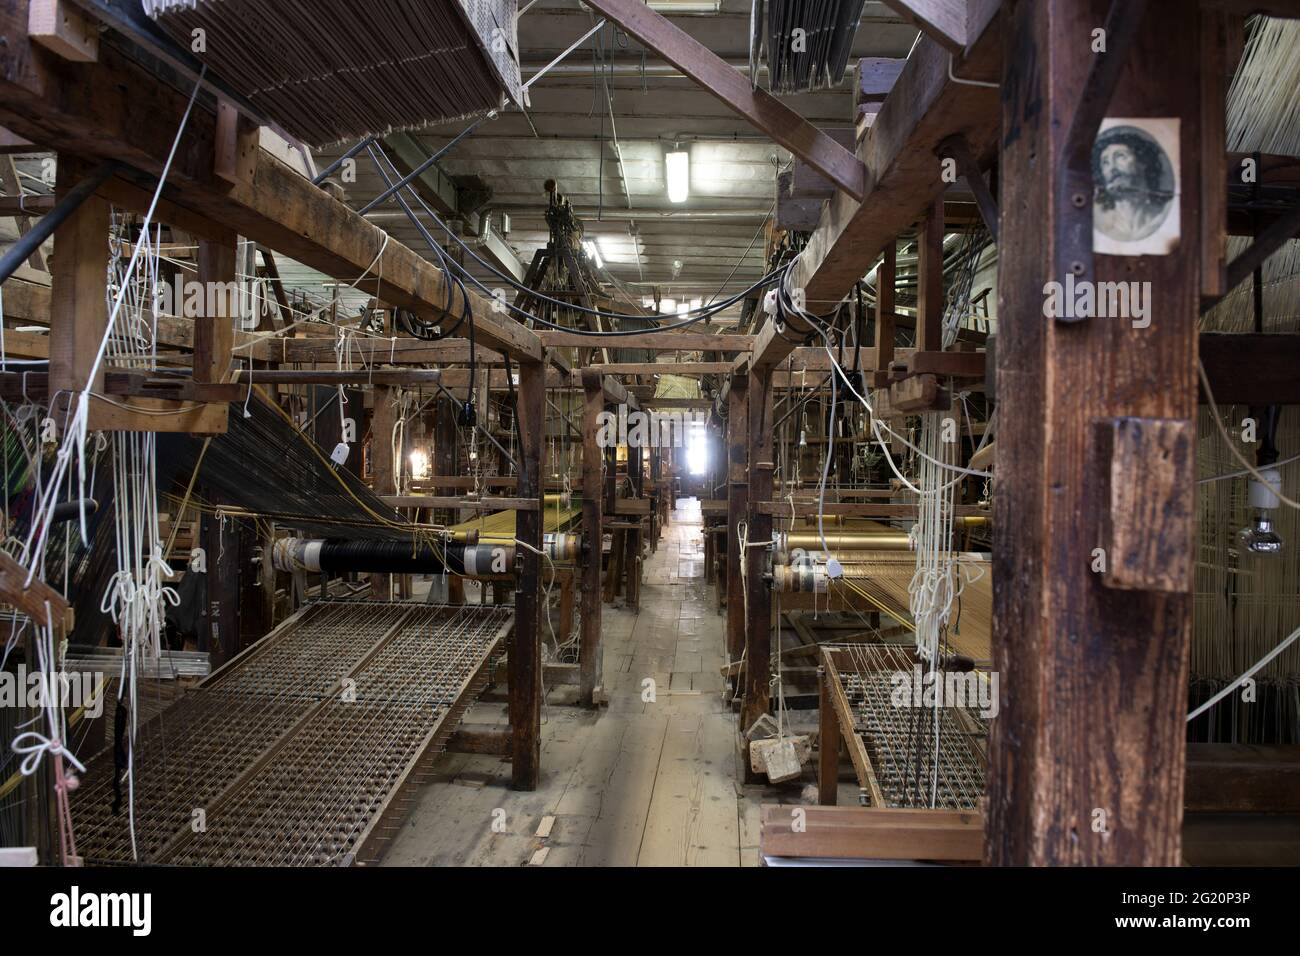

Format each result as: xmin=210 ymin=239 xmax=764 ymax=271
xmin=1092 ymin=117 xmax=1181 ymax=255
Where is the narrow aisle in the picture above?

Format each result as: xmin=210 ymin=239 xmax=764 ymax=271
xmin=382 ymin=498 xmax=773 ymax=866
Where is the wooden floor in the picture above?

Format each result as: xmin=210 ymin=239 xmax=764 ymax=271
xmin=380 ymin=499 xmax=796 ymax=867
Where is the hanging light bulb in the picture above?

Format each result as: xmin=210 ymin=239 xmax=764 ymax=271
xmin=1238 ymin=467 xmax=1285 ymax=556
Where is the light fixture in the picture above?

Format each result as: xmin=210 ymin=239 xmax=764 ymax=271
xmin=1238 ymin=467 xmax=1285 ymax=556
xmin=1238 ymin=407 xmax=1285 ymax=557
xmin=583 ymin=240 xmax=603 ymax=268
xmin=665 ymin=145 xmax=689 ymax=203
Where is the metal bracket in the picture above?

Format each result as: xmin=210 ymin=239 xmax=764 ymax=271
xmin=1054 ymin=0 xmax=1150 ymax=320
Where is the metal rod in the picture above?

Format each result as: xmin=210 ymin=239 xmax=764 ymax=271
xmin=0 ymin=161 xmax=119 ymax=284
xmin=524 ymin=20 xmax=607 ymax=92
xmin=312 ymin=137 xmax=374 ymax=185
xmin=357 ymin=118 xmax=491 ymax=215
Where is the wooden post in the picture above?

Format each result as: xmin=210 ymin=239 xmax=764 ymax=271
xmin=741 ymin=366 xmax=774 ymax=739
xmin=369 ymin=385 xmax=395 ymax=600
xmin=916 ymin=199 xmax=944 ymax=354
xmin=49 ymin=159 xmax=110 ymax=403
xmin=818 ymin=665 xmax=841 ymax=806
xmin=579 ymin=372 xmax=604 ymax=707
xmin=725 ymin=375 xmax=749 ymax=666
xmin=432 ymin=396 xmax=463 ymax=603
xmin=510 ymin=358 xmax=545 ymax=789
xmin=989 ymin=0 xmax=1203 ymax=865
xmin=194 ymin=238 xmax=237 ymax=384
xmin=873 ymin=243 xmax=896 ymax=385
xmin=203 ymin=507 xmax=239 ymax=669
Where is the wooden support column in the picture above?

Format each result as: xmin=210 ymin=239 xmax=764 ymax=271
xmin=872 ymin=243 xmax=896 ymax=385
xmin=725 ymin=375 xmax=750 ymax=666
xmin=989 ymin=0 xmax=1203 ymax=865
xmin=579 ymin=372 xmax=604 ymax=707
xmin=49 ymin=158 xmax=109 ymax=402
xmin=369 ymin=385 xmax=395 ymax=600
xmin=625 ymin=432 xmax=643 ymax=610
xmin=432 ymin=395 xmax=463 ymax=603
xmin=818 ymin=665 xmax=841 ymax=806
xmin=916 ymin=198 xmax=944 ymax=353
xmin=510 ymin=358 xmax=545 ymax=789
xmin=202 ymin=506 xmax=239 ymax=669
xmin=194 ymin=238 xmax=236 ymax=384
xmin=741 ymin=366 xmax=775 ymax=739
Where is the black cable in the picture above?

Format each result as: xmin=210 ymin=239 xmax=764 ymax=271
xmin=361 ymin=138 xmax=788 ymax=332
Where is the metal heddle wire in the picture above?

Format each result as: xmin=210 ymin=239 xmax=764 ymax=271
xmin=73 ymin=601 xmax=511 ymax=865
xmin=832 ymin=642 xmax=987 ymax=811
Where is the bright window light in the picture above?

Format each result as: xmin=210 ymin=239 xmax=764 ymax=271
xmin=408 ymin=449 xmax=431 ymax=480
xmin=665 ymin=148 xmax=689 ymax=204
xmin=690 ymin=297 xmax=702 ymax=312
xmin=583 ymin=240 xmax=603 ymax=268
xmin=687 ymin=422 xmax=708 ymax=475
xmin=641 ymin=296 xmax=655 ymax=308
xmin=676 ymin=301 xmax=689 ymax=315
xmin=659 ymin=297 xmax=677 ymax=314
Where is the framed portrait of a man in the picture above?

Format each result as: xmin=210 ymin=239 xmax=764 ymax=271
xmin=1092 ymin=117 xmax=1181 ymax=255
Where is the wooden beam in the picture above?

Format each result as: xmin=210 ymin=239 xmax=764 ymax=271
xmin=1201 ymin=12 xmax=1230 ymax=298
xmin=584 ymin=362 xmax=735 ymax=376
xmin=0 ymin=550 xmax=71 ymax=631
xmin=987 ymin=0 xmax=1202 ymax=866
xmin=0 ymin=11 xmax=542 ymax=363
xmin=28 ymin=0 xmax=97 ymax=63
xmin=741 ymin=366 xmax=774 ymax=744
xmin=725 ymin=375 xmax=748 ymax=669
xmin=48 ymin=158 xmax=108 ymax=402
xmin=194 ymin=238 xmax=236 ymax=384
xmin=580 ymin=371 xmax=604 ymax=707
xmin=759 ymin=805 xmax=983 ymax=862
xmin=880 ymin=0 xmax=969 ymax=54
xmin=0 ymin=155 xmax=46 ymax=270
xmin=537 ymin=330 xmax=751 ymax=352
xmin=748 ymin=13 xmax=1002 ymax=372
xmin=369 ymin=385 xmax=396 ymax=601
xmin=1184 ymin=744 xmax=1300 ymax=813
xmin=511 ymin=359 xmax=546 ymax=789
xmin=1199 ymin=332 xmax=1300 ymax=404
xmin=580 ymin=0 xmax=865 ymax=201
xmin=916 ymin=199 xmax=945 ymax=353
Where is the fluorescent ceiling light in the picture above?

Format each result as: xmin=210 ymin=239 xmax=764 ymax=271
xmin=583 ymin=240 xmax=603 ymax=268
xmin=665 ymin=148 xmax=689 ymax=204
xmin=648 ymin=0 xmax=720 ymax=10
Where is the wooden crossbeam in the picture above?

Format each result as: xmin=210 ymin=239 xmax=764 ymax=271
xmin=880 ymin=0 xmax=969 ymax=54
xmin=748 ymin=7 xmax=1002 ymax=373
xmin=580 ymin=0 xmax=865 ymax=201
xmin=0 ymin=8 xmax=542 ymax=363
